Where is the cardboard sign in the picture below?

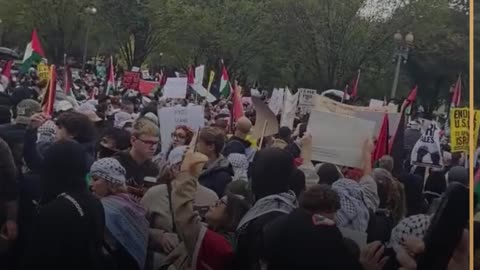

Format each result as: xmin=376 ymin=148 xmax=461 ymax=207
xmin=298 ymin=88 xmax=317 ymax=114
xmin=307 ymin=110 xmax=376 ymax=168
xmin=122 ymin=71 xmax=140 ymax=90
xmin=138 ymin=80 xmax=160 ymax=95
xmin=163 ymin=78 xmax=188 ymax=99
xmin=251 ymin=96 xmax=279 ymax=139
xmin=268 ymin=88 xmax=284 ymax=115
xmin=158 ymin=105 xmax=204 ymax=153
xmin=450 ymin=108 xmax=469 ymax=152
xmin=410 ymin=122 xmax=443 ymax=169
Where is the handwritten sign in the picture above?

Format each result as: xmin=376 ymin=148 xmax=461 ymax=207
xmin=158 ymin=105 xmax=204 ymax=153
xmin=122 ymin=71 xmax=140 ymax=90
xmin=298 ymin=88 xmax=317 ymax=114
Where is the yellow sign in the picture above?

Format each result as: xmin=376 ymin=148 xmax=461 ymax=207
xmin=37 ymin=63 xmax=50 ymax=82
xmin=450 ymin=108 xmax=471 ymax=152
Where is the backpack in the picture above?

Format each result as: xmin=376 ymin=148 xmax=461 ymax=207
xmin=366 ymin=208 xmax=394 ymax=244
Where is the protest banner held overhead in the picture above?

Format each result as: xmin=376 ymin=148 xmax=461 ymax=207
xmin=298 ymin=88 xmax=317 ymax=114
xmin=307 ymin=110 xmax=376 ymax=168
xmin=450 ymin=108 xmax=469 ymax=152
xmin=410 ymin=122 xmax=443 ymax=169
xmin=163 ymin=77 xmax=188 ymax=99
xmin=158 ymin=105 xmax=204 ymax=153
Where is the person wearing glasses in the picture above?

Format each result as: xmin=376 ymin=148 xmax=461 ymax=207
xmin=166 ymin=125 xmax=194 ymax=160
xmin=114 ymin=118 xmax=159 ymax=199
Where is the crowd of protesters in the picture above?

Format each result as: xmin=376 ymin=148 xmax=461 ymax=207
xmin=0 ymin=61 xmax=470 ymax=270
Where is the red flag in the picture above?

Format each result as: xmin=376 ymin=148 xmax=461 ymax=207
xmin=401 ymin=85 xmax=417 ymax=112
xmin=159 ymin=69 xmax=167 ymax=87
xmin=187 ymin=65 xmax=195 ymax=85
xmin=451 ymin=75 xmax=461 ymax=107
xmin=349 ymin=69 xmax=361 ymax=98
xmin=1 ymin=60 xmax=13 ymax=78
xmin=372 ymin=114 xmax=389 ymax=165
xmin=42 ymin=65 xmax=56 ymax=116
xmin=232 ymin=82 xmax=244 ymax=121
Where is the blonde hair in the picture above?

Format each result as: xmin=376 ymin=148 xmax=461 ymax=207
xmin=132 ymin=117 xmax=160 ymax=137
xmin=106 ymin=181 xmax=127 ymax=195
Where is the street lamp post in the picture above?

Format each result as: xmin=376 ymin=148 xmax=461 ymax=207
xmin=390 ymin=31 xmax=414 ymax=99
xmin=82 ymin=6 xmax=97 ymax=71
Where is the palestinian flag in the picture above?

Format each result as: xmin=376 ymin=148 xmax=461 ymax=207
xmin=21 ymin=29 xmax=45 ymax=73
xmin=219 ymin=62 xmax=231 ymax=98
xmin=106 ymin=56 xmax=115 ymax=95
xmin=42 ymin=65 xmax=57 ymax=117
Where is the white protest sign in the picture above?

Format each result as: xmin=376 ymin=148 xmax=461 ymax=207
xmin=268 ymin=88 xmax=284 ymax=115
xmin=369 ymin=99 xmax=384 ymax=108
xmin=410 ymin=122 xmax=443 ymax=169
xmin=131 ymin=66 xmax=140 ymax=72
xmin=298 ymin=88 xmax=317 ymax=114
xmin=195 ymin=65 xmax=205 ymax=85
xmin=163 ymin=78 xmax=188 ymax=99
xmin=280 ymin=88 xmax=298 ymax=129
xmin=141 ymin=69 xmax=150 ymax=79
xmin=192 ymin=84 xmax=217 ymax=103
xmin=307 ymin=110 xmax=376 ymax=168
xmin=158 ymin=105 xmax=204 ymax=153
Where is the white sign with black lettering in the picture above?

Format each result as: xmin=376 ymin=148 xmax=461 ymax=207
xmin=158 ymin=105 xmax=204 ymax=154
xmin=298 ymin=88 xmax=317 ymax=114
xmin=410 ymin=122 xmax=443 ymax=169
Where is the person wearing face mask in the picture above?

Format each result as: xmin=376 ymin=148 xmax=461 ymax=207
xmin=97 ymin=127 xmax=131 ymax=159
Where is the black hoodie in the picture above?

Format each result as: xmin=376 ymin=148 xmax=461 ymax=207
xmin=23 ymin=141 xmax=105 ymax=270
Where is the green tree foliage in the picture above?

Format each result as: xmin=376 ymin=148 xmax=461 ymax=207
xmin=0 ymin=0 xmax=469 ymax=110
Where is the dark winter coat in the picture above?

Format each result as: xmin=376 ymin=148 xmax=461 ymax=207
xmin=198 ymin=155 xmax=233 ymax=197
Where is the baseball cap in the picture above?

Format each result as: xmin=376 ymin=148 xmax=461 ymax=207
xmin=16 ymin=99 xmax=41 ymax=125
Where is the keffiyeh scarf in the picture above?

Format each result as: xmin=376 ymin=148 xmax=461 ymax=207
xmin=332 ymin=178 xmax=370 ymax=232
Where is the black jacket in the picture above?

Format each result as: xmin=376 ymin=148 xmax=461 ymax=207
xmin=114 ymin=151 xmax=159 ymax=188
xmin=22 ymin=192 xmax=105 ymax=270
xmin=222 ymin=136 xmax=251 ymax=157
xmin=263 ymin=209 xmax=363 ymax=270
xmin=0 ymin=123 xmax=28 ymax=171
xmin=198 ymin=155 xmax=233 ymax=197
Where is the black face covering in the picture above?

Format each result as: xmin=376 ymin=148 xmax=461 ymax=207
xmin=97 ymin=144 xmax=118 ymax=159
